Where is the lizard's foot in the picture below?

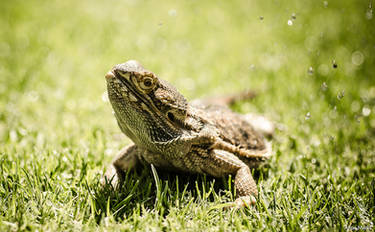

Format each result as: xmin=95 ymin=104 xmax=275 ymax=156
xmin=234 ymin=196 xmax=257 ymax=208
xmin=190 ymin=125 xmax=218 ymax=145
xmin=101 ymin=165 xmax=123 ymax=189
xmin=101 ymin=144 xmax=140 ymax=188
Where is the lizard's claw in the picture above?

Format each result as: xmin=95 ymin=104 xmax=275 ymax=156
xmin=198 ymin=126 xmax=218 ymax=143
xmin=234 ymin=196 xmax=257 ymax=208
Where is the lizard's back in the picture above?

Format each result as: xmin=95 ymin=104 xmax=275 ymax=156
xmin=194 ymin=103 xmax=267 ymax=148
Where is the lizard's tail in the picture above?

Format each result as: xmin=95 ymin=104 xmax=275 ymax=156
xmin=191 ymin=90 xmax=257 ymax=107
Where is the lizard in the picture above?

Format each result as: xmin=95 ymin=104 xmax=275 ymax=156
xmin=103 ymin=60 xmax=273 ymax=207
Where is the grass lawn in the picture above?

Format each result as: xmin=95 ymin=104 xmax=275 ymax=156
xmin=1 ymin=0 xmax=374 ymax=231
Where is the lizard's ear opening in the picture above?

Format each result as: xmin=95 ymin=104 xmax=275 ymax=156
xmin=167 ymin=111 xmax=175 ymax=122
xmin=166 ymin=110 xmax=187 ymax=128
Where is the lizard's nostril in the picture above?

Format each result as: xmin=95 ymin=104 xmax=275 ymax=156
xmin=105 ymin=71 xmax=115 ymax=79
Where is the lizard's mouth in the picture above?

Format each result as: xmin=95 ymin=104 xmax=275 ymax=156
xmin=105 ymin=71 xmax=115 ymax=79
xmin=106 ymin=70 xmax=149 ymax=106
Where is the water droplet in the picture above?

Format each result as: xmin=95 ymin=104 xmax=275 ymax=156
xmin=168 ymin=9 xmax=177 ymax=17
xmin=367 ymin=2 xmax=373 ymax=19
xmin=352 ymin=51 xmax=364 ymax=66
xmin=337 ymin=90 xmax=345 ymax=100
xmin=308 ymin=66 xmax=314 ymax=75
xmin=259 ymin=16 xmax=264 ymax=20
xmin=355 ymin=115 xmax=361 ymax=123
xmin=249 ymin=64 xmax=255 ymax=70
xmin=321 ymin=82 xmax=328 ymax=91
xmin=362 ymin=107 xmax=371 ymax=117
xmin=366 ymin=9 xmax=373 ymax=19
xmin=305 ymin=112 xmax=311 ymax=120
xmin=332 ymin=60 xmax=338 ymax=68
xmin=287 ymin=20 xmax=293 ymax=26
xmin=291 ymin=13 xmax=296 ymax=20
xmin=323 ymin=1 xmax=328 ymax=7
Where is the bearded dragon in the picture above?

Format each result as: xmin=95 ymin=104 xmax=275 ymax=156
xmin=103 ymin=60 xmax=273 ymax=207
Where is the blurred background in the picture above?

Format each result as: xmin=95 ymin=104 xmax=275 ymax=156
xmin=1 ymin=0 xmax=374 ymax=229
xmin=1 ymin=0 xmax=374 ymax=139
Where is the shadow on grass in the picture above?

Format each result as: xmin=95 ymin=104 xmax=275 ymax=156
xmin=88 ymin=164 xmax=270 ymax=223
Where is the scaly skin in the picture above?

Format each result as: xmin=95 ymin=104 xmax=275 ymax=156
xmin=103 ymin=60 xmax=273 ymax=207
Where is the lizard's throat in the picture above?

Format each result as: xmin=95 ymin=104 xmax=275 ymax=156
xmin=109 ymin=95 xmax=182 ymax=144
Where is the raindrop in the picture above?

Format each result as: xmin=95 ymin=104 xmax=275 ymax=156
xmin=352 ymin=51 xmax=364 ymax=66
xmin=367 ymin=2 xmax=373 ymax=19
xmin=323 ymin=1 xmax=328 ymax=7
xmin=362 ymin=107 xmax=371 ymax=117
xmin=259 ymin=16 xmax=264 ymax=20
xmin=337 ymin=90 xmax=345 ymax=100
xmin=249 ymin=64 xmax=255 ymax=70
xmin=321 ymin=82 xmax=328 ymax=91
xmin=291 ymin=13 xmax=296 ymax=20
xmin=332 ymin=60 xmax=338 ymax=69
xmin=287 ymin=20 xmax=293 ymax=26
xmin=355 ymin=115 xmax=361 ymax=123
xmin=308 ymin=66 xmax=314 ymax=75
xmin=366 ymin=9 xmax=373 ymax=19
xmin=305 ymin=112 xmax=311 ymax=120
xmin=168 ymin=9 xmax=177 ymax=17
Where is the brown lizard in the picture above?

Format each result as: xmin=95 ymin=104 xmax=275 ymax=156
xmin=103 ymin=60 xmax=273 ymax=207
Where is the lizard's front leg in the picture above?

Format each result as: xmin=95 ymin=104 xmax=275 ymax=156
xmin=102 ymin=144 xmax=140 ymax=188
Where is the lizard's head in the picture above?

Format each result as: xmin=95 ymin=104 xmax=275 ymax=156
xmin=105 ymin=60 xmax=188 ymax=147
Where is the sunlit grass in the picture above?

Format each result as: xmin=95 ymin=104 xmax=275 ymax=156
xmin=1 ymin=0 xmax=374 ymax=231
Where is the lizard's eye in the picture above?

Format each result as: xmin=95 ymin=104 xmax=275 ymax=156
xmin=140 ymin=77 xmax=154 ymax=90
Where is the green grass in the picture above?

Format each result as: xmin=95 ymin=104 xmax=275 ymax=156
xmin=1 ymin=0 xmax=374 ymax=231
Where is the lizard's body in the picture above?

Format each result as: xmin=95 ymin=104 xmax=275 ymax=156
xmin=104 ymin=60 xmax=273 ymax=207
